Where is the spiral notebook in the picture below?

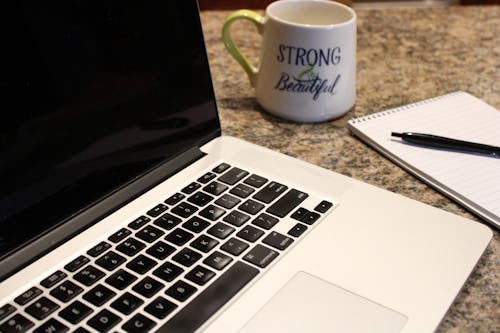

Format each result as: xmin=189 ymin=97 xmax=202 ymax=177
xmin=347 ymin=91 xmax=500 ymax=228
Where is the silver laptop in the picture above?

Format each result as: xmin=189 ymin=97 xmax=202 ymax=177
xmin=0 ymin=1 xmax=491 ymax=332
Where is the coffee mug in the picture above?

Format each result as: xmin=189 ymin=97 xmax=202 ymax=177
xmin=223 ymin=0 xmax=356 ymax=122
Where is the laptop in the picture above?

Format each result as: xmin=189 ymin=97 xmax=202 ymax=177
xmin=0 ymin=1 xmax=491 ymax=332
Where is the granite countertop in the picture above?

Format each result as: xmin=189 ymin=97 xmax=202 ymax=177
xmin=200 ymin=6 xmax=499 ymax=333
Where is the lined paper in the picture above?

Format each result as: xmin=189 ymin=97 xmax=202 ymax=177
xmin=348 ymin=92 xmax=500 ymax=227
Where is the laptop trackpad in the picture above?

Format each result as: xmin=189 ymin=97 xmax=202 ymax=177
xmin=239 ymin=271 xmax=408 ymax=333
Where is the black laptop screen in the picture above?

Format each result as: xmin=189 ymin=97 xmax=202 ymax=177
xmin=0 ymin=1 xmax=219 ymax=259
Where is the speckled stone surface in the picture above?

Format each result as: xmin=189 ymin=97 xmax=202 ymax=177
xmin=200 ymin=6 xmax=499 ymax=333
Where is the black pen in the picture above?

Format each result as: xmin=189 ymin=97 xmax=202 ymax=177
xmin=391 ymin=132 xmax=500 ymax=157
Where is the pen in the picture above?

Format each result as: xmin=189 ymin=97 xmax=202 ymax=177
xmin=391 ymin=132 xmax=500 ymax=157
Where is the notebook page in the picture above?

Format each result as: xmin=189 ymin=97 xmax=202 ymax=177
xmin=349 ymin=92 xmax=500 ymax=222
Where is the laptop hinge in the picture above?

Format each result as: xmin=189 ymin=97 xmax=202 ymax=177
xmin=0 ymin=146 xmax=206 ymax=281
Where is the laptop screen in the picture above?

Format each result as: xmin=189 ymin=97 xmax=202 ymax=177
xmin=0 ymin=1 xmax=219 ymax=260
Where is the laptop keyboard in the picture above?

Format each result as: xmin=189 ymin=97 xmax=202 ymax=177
xmin=0 ymin=163 xmax=334 ymax=333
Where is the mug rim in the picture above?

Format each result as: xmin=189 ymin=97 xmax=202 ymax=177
xmin=266 ymin=0 xmax=356 ymax=29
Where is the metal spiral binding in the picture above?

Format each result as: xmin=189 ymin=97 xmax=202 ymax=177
xmin=348 ymin=91 xmax=461 ymax=124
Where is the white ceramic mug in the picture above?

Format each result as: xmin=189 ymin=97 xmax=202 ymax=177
xmin=223 ymin=0 xmax=356 ymax=122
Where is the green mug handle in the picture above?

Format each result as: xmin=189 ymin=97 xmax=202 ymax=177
xmin=222 ymin=10 xmax=266 ymax=87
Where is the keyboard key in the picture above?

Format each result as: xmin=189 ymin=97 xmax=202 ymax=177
xmin=181 ymin=182 xmax=201 ymax=194
xmin=95 ymin=251 xmax=126 ymax=271
xmin=165 ymin=228 xmax=194 ymax=246
xmin=221 ymin=238 xmax=249 ymax=256
xmin=172 ymin=248 xmax=202 ymax=267
xmin=171 ymin=202 xmax=198 ymax=218
xmin=25 ymin=296 xmax=59 ymax=320
xmin=145 ymin=297 xmax=177 ymax=319
xmin=122 ymin=313 xmax=156 ymax=333
xmin=236 ymin=225 xmax=265 ymax=243
xmin=153 ymin=262 xmax=184 ymax=282
xmin=64 ymin=255 xmax=90 ymax=273
xmin=266 ymin=189 xmax=308 ymax=218
xmin=136 ymin=225 xmax=164 ymax=243
xmin=203 ymin=251 xmax=233 ymax=270
xmin=207 ymin=222 xmax=235 ymax=240
xmin=87 ymin=309 xmax=121 ymax=332
xmin=229 ymin=183 xmax=255 ymax=198
xmin=315 ymin=200 xmax=333 ymax=213
xmin=87 ymin=241 xmax=112 ymax=258
xmin=0 ymin=304 xmax=15 ymax=322
xmin=190 ymin=235 xmax=219 ymax=253
xmin=74 ymin=265 xmax=105 ymax=286
xmin=252 ymin=213 xmax=279 ymax=230
xmin=111 ymin=292 xmax=143 ymax=315
xmin=185 ymin=265 xmax=215 ymax=286
xmin=0 ymin=314 xmax=33 ymax=332
xmin=108 ymin=228 xmax=132 ymax=243
xmin=14 ymin=287 xmax=42 ymax=305
xmin=73 ymin=327 xmax=90 ymax=333
xmin=161 ymin=261 xmax=258 ymax=332
xmin=105 ymin=269 xmax=137 ymax=290
xmin=33 ymin=318 xmax=67 ymax=333
xmin=243 ymin=244 xmax=279 ymax=268
xmin=40 ymin=271 xmax=67 ymax=289
xmin=165 ymin=280 xmax=197 ymax=302
xmin=165 ymin=193 xmax=185 ymax=205
xmin=154 ymin=213 xmax=181 ymax=230
xmin=199 ymin=204 xmax=226 ymax=221
xmin=132 ymin=277 xmax=164 ymax=298
xmin=244 ymin=174 xmax=268 ymax=188
xmin=290 ymin=207 xmax=310 ymax=221
xmin=50 ymin=281 xmax=83 ymax=303
xmin=223 ymin=210 xmax=250 ymax=227
xmin=146 ymin=241 xmax=175 ymax=260
xmin=197 ymin=172 xmax=216 ymax=184
xmin=74 ymin=328 xmax=90 ymax=333
xmin=83 ymin=284 xmax=116 ymax=307
xmin=302 ymin=211 xmax=321 ymax=225
xmin=116 ymin=237 xmax=146 ymax=256
xmin=218 ymin=167 xmax=249 ymax=185
xmin=238 ymin=199 xmax=264 ymax=215
xmin=59 ymin=300 xmax=93 ymax=324
xmin=126 ymin=254 xmax=157 ymax=275
xmin=212 ymin=162 xmax=231 ymax=173
xmin=214 ymin=194 xmax=241 ymax=209
xmin=128 ymin=216 xmax=151 ymax=230
xmin=202 ymin=181 xmax=228 ymax=196
xmin=182 ymin=216 xmax=211 ymax=233
xmin=187 ymin=191 xmax=214 ymax=207
xmin=288 ymin=223 xmax=308 ymax=237
xmin=253 ymin=181 xmax=288 ymax=203
xmin=147 ymin=203 xmax=168 ymax=218
xmin=263 ymin=232 xmax=294 ymax=250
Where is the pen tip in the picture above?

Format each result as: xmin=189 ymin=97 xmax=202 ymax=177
xmin=391 ymin=132 xmax=402 ymax=137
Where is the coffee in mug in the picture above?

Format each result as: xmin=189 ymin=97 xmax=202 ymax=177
xmin=223 ymin=0 xmax=356 ymax=122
